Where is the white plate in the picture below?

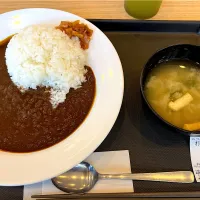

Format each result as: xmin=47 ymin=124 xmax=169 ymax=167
xmin=0 ymin=8 xmax=124 ymax=186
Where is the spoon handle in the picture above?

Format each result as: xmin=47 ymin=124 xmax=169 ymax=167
xmin=99 ymin=171 xmax=194 ymax=183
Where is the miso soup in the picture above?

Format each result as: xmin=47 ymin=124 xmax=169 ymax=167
xmin=144 ymin=60 xmax=200 ymax=131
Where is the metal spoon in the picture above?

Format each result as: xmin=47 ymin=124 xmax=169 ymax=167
xmin=52 ymin=162 xmax=194 ymax=193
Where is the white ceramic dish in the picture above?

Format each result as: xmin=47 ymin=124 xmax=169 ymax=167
xmin=0 ymin=8 xmax=124 ymax=186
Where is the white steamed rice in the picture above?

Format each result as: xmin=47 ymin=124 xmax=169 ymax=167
xmin=5 ymin=25 xmax=87 ymax=108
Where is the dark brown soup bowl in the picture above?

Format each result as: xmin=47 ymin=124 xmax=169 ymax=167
xmin=140 ymin=44 xmax=200 ymax=136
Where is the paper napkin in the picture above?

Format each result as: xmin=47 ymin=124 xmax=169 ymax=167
xmin=24 ymin=150 xmax=134 ymax=200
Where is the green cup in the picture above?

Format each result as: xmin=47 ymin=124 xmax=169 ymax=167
xmin=124 ymin=0 xmax=162 ymax=20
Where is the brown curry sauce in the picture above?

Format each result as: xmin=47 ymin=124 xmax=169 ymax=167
xmin=0 ymin=37 xmax=95 ymax=153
